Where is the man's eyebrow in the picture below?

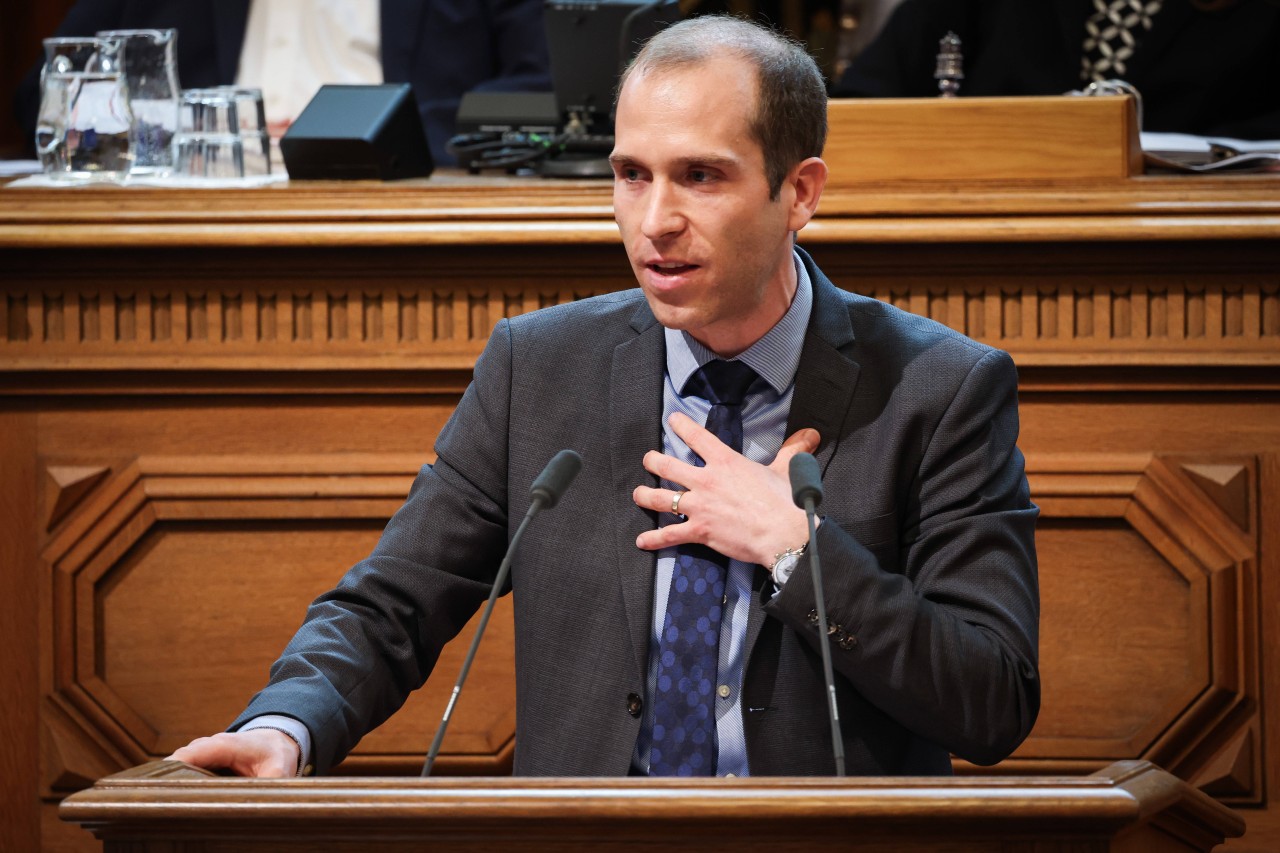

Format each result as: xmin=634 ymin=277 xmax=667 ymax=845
xmin=607 ymin=153 xmax=740 ymax=169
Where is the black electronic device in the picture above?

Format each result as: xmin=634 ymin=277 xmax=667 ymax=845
xmin=454 ymin=91 xmax=560 ymax=136
xmin=445 ymin=0 xmax=679 ymax=176
xmin=281 ymin=83 xmax=433 ymax=181
xmin=543 ymin=0 xmax=681 ymax=134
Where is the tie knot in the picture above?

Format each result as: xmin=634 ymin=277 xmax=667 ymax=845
xmin=684 ymin=359 xmax=760 ymax=407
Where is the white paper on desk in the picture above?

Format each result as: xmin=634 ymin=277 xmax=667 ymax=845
xmin=1141 ymin=132 xmax=1280 ymax=172
xmin=0 ymin=160 xmax=43 ymax=177
xmin=5 ymin=172 xmax=288 ymax=189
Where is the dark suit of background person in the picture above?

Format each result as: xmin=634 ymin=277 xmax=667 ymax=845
xmin=12 ymin=0 xmax=552 ymax=165
xmin=833 ymin=0 xmax=1280 ymax=140
xmin=225 ymin=246 xmax=1041 ymax=777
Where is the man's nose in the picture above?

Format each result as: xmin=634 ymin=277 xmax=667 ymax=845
xmin=640 ymin=180 xmax=685 ymax=240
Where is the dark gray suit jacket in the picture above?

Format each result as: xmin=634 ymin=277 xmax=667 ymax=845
xmin=233 ymin=248 xmax=1041 ymax=776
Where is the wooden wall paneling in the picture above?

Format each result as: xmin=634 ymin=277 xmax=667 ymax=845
xmin=0 ymin=244 xmax=638 ymax=373
xmin=35 ymin=433 xmax=519 ymax=793
xmin=1235 ymin=451 xmax=1280 ymax=850
xmin=2 ymin=176 xmax=1278 ymax=850
xmin=1128 ymin=458 xmax=1259 ymax=795
xmin=0 ymin=406 xmax=40 ymax=852
xmin=816 ymin=241 xmax=1280 ymax=368
xmin=992 ymin=453 xmax=1261 ymax=804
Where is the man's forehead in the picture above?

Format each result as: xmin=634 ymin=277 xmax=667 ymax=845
xmin=621 ymin=51 xmax=757 ymax=100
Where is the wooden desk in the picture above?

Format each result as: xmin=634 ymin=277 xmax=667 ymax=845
xmin=1 ymin=172 xmax=1277 ymax=852
xmin=58 ymin=760 xmax=1243 ymax=853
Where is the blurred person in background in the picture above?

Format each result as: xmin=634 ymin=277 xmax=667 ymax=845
xmin=833 ymin=0 xmax=1280 ymax=140
xmin=14 ymin=0 xmax=552 ymax=165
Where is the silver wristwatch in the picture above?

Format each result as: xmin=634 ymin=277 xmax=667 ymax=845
xmin=769 ymin=543 xmax=807 ymax=587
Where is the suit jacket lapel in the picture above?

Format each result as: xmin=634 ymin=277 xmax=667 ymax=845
xmin=380 ymin=0 xmax=427 ymax=82
xmin=212 ymin=1 xmax=252 ymax=82
xmin=786 ymin=248 xmax=861 ymax=476
xmin=746 ymin=247 xmax=861 ymax=655
xmin=611 ymin=302 xmax=667 ymax=678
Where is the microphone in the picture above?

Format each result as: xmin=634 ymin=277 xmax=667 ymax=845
xmin=530 ymin=449 xmax=583 ymax=508
xmin=789 ymin=452 xmax=845 ymax=776
xmin=422 ymin=449 xmax=583 ymax=776
xmin=789 ymin=451 xmax=824 ymax=510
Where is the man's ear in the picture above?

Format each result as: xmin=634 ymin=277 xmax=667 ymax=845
xmin=785 ymin=157 xmax=828 ymax=233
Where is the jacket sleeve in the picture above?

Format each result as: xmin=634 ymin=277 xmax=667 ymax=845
xmin=230 ymin=319 xmax=517 ymax=773
xmin=765 ymin=347 xmax=1040 ymax=766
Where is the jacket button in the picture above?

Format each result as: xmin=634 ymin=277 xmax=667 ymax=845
xmin=627 ymin=693 xmax=643 ymax=717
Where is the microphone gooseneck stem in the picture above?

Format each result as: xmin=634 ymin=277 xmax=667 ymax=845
xmin=805 ymin=496 xmax=846 ymax=777
xmin=422 ymin=497 xmax=542 ymax=777
xmin=422 ymin=449 xmax=579 ymax=777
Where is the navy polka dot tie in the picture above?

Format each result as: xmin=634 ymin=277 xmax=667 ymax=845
xmin=649 ymin=359 xmax=761 ymax=777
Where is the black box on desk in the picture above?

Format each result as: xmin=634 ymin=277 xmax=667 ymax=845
xmin=454 ymin=92 xmax=560 ymax=136
xmin=281 ymin=83 xmax=433 ymax=180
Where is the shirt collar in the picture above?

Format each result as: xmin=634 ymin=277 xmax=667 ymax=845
xmin=664 ymin=249 xmax=813 ymax=396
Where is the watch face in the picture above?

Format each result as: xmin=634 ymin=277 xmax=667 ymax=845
xmin=773 ymin=553 xmax=798 ymax=586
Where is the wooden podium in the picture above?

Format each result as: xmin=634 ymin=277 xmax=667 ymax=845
xmin=59 ymin=760 xmax=1243 ymax=852
xmin=5 ymin=93 xmax=1279 ymax=852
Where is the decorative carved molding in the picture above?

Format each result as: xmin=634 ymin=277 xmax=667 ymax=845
xmin=43 ymin=465 xmax=109 ymax=531
xmin=1016 ymin=453 xmax=1261 ymax=803
xmin=2 ymin=280 xmax=1277 ymax=371
xmin=2 ymin=286 xmax=606 ymax=349
xmin=1180 ymin=463 xmax=1251 ymax=532
xmin=38 ymin=455 xmax=516 ymax=787
xmin=870 ymin=282 xmax=1280 ymax=350
xmin=1192 ymin=726 xmax=1256 ymax=798
xmin=41 ymin=695 xmax=131 ymax=794
xmin=36 ymin=452 xmax=1264 ymax=802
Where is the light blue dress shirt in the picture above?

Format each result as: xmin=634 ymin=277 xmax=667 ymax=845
xmin=632 ymin=250 xmax=813 ymax=777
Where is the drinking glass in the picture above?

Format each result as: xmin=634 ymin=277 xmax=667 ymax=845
xmin=174 ymin=88 xmax=243 ymax=178
xmin=35 ymin=37 xmax=133 ymax=182
xmin=230 ymin=87 xmax=272 ymax=176
xmin=97 ymin=28 xmax=179 ymax=176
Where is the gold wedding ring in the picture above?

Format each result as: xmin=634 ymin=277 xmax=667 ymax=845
xmin=671 ymin=490 xmax=685 ymax=515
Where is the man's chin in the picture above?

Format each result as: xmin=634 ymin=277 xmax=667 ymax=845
xmin=641 ymin=296 xmax=696 ymax=330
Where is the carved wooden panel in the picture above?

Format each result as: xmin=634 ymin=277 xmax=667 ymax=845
xmin=35 ymin=448 xmax=1263 ymax=804
xmin=0 ymin=245 xmax=636 ymax=374
xmin=3 ymin=242 xmax=1277 ymax=374
xmin=1009 ymin=454 xmax=1261 ymax=803
xmin=4 ymin=278 xmax=1277 ymax=353
xmin=38 ymin=455 xmax=517 ymax=796
xmin=2 ymin=286 xmax=597 ymax=349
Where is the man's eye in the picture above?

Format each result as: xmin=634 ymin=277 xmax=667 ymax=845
xmin=689 ymin=170 xmax=712 ymax=183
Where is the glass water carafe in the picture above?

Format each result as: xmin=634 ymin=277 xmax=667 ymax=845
xmin=97 ymin=28 xmax=180 ymax=175
xmin=36 ymin=36 xmax=133 ymax=181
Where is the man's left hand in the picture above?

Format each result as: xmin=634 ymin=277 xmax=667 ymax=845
xmin=632 ymin=412 xmax=819 ymax=566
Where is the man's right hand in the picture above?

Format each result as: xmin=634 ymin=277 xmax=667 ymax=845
xmin=168 ymin=729 xmax=299 ymax=778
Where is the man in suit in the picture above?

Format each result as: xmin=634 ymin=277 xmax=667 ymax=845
xmin=834 ymin=0 xmax=1280 ymax=140
xmin=171 ymin=14 xmax=1040 ymax=779
xmin=13 ymin=0 xmax=551 ymax=165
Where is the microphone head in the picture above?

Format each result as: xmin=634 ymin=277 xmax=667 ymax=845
xmin=529 ymin=449 xmax=583 ymax=509
xmin=789 ymin=452 xmax=824 ymax=509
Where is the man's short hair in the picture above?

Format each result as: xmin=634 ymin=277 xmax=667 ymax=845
xmin=619 ymin=15 xmax=827 ymax=199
